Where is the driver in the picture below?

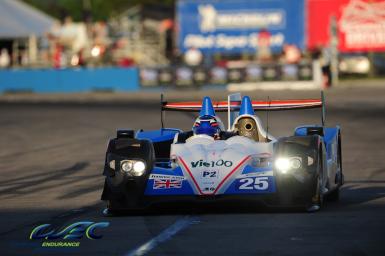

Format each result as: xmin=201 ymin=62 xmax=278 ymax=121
xmin=192 ymin=115 xmax=221 ymax=139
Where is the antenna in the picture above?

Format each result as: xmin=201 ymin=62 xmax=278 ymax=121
xmin=321 ymin=91 xmax=326 ymax=126
xmin=266 ymin=96 xmax=270 ymax=142
xmin=160 ymin=94 xmax=165 ymax=129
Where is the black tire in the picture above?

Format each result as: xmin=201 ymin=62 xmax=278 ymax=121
xmin=327 ymin=132 xmax=342 ymax=202
xmin=327 ymin=188 xmax=339 ymax=201
xmin=309 ymin=151 xmax=324 ymax=209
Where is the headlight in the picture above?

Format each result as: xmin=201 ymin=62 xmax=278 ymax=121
xmin=275 ymin=157 xmax=302 ymax=174
xmin=109 ymin=160 xmax=116 ymax=170
xmin=121 ymin=160 xmax=133 ymax=172
xmin=275 ymin=158 xmax=290 ymax=173
xmin=290 ymin=158 xmax=301 ymax=169
xmin=132 ymin=161 xmax=146 ymax=176
xmin=119 ymin=160 xmax=146 ymax=176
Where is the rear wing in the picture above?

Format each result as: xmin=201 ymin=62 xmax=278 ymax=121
xmin=162 ymin=96 xmax=324 ymax=112
xmin=162 ymin=99 xmax=323 ymax=111
xmin=161 ymin=91 xmax=326 ymax=128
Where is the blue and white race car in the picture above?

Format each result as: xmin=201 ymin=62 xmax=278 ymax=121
xmin=101 ymin=93 xmax=343 ymax=214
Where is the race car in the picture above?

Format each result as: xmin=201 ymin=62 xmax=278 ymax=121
xmin=101 ymin=93 xmax=343 ymax=214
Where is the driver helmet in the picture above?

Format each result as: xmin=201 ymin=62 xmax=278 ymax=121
xmin=192 ymin=115 xmax=221 ymax=137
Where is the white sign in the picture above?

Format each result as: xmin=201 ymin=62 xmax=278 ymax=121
xmin=184 ymin=33 xmax=284 ymax=49
xmin=339 ymin=0 xmax=385 ymax=49
xmin=198 ymin=4 xmax=285 ymax=32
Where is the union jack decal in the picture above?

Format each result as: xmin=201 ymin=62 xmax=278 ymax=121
xmin=153 ymin=179 xmax=182 ymax=189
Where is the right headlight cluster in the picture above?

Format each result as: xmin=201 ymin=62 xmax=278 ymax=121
xmin=109 ymin=159 xmax=146 ymax=176
xmin=275 ymin=157 xmax=302 ymax=174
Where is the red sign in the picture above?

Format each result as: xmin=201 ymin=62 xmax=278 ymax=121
xmin=307 ymin=0 xmax=385 ymax=52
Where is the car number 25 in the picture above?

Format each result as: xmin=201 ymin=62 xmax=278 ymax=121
xmin=238 ymin=177 xmax=269 ymax=190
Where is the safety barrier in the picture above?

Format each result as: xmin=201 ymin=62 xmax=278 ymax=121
xmin=0 ymin=67 xmax=139 ymax=93
xmin=140 ymin=62 xmax=321 ymax=90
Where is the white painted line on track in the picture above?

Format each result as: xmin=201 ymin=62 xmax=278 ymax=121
xmin=124 ymin=215 xmax=200 ymax=256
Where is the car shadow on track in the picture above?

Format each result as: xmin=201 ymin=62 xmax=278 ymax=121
xmin=104 ymin=184 xmax=385 ymax=217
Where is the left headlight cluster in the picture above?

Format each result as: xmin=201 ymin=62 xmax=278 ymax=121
xmin=275 ymin=157 xmax=302 ymax=174
xmin=109 ymin=159 xmax=146 ymax=176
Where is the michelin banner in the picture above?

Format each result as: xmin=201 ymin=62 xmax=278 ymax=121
xmin=177 ymin=0 xmax=305 ymax=53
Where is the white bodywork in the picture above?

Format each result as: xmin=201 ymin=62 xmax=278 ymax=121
xmin=171 ymin=135 xmax=274 ymax=195
xmin=232 ymin=114 xmax=276 ymax=142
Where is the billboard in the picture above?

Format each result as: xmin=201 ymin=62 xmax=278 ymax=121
xmin=307 ymin=0 xmax=385 ymax=52
xmin=177 ymin=0 xmax=305 ymax=53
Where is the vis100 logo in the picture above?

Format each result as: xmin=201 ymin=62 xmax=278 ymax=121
xmin=191 ymin=159 xmax=232 ymax=168
xmin=30 ymin=221 xmax=109 ymax=241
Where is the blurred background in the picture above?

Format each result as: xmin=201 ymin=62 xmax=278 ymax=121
xmin=0 ymin=0 xmax=384 ymax=92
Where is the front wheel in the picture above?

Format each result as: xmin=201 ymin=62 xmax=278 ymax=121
xmin=327 ymin=132 xmax=343 ymax=202
xmin=307 ymin=173 xmax=324 ymax=212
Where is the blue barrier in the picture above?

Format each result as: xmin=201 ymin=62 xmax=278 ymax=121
xmin=0 ymin=67 xmax=139 ymax=93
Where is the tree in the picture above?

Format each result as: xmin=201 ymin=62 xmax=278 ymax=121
xmin=22 ymin=0 xmax=175 ymax=21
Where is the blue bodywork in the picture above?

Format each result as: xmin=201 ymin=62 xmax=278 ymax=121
xmin=239 ymin=96 xmax=255 ymax=115
xmin=295 ymin=125 xmax=340 ymax=161
xmin=144 ymin=166 xmax=276 ymax=196
xmin=136 ymin=128 xmax=181 ymax=143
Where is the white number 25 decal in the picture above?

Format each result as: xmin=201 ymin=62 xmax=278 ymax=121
xmin=238 ymin=177 xmax=269 ymax=190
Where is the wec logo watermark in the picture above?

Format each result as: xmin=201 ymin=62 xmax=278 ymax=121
xmin=30 ymin=221 xmax=109 ymax=247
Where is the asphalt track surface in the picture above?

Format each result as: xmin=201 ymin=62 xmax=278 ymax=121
xmin=0 ymin=87 xmax=385 ymax=256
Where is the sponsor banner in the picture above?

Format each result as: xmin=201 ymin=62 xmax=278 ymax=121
xmin=140 ymin=68 xmax=159 ymax=87
xmin=177 ymin=0 xmax=305 ymax=53
xmin=245 ymin=65 xmax=263 ymax=82
xmin=175 ymin=66 xmax=194 ymax=87
xmin=149 ymin=174 xmax=185 ymax=180
xmin=193 ymin=67 xmax=208 ymax=85
xmin=158 ymin=68 xmax=174 ymax=86
xmin=298 ymin=64 xmax=313 ymax=80
xmin=263 ymin=65 xmax=280 ymax=81
xmin=281 ymin=64 xmax=299 ymax=80
xmin=209 ymin=66 xmax=228 ymax=84
xmin=307 ymin=0 xmax=385 ymax=52
xmin=139 ymin=63 xmax=312 ymax=86
xmin=227 ymin=68 xmax=245 ymax=83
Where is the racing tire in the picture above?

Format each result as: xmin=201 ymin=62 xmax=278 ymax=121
xmin=307 ymin=157 xmax=324 ymax=212
xmin=327 ymin=188 xmax=339 ymax=202
xmin=327 ymin=132 xmax=342 ymax=202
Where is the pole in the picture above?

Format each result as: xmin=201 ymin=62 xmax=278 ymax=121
xmin=330 ymin=15 xmax=339 ymax=86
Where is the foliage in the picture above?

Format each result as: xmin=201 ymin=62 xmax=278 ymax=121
xmin=22 ymin=0 xmax=175 ymax=21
